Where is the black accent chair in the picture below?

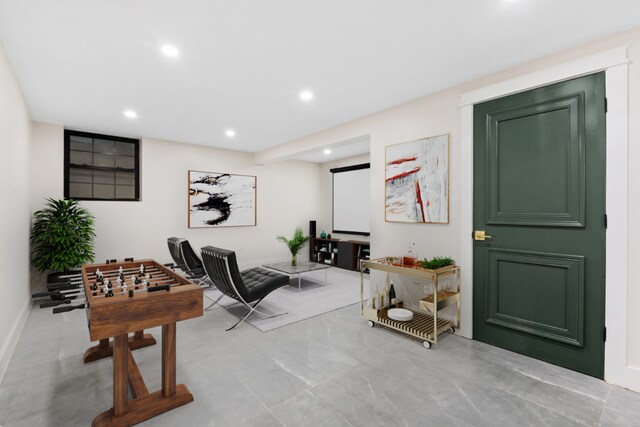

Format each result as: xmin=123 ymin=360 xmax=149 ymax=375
xmin=167 ymin=237 xmax=220 ymax=309
xmin=167 ymin=237 xmax=188 ymax=271
xmin=167 ymin=237 xmax=211 ymax=285
xmin=201 ymin=245 xmax=289 ymax=330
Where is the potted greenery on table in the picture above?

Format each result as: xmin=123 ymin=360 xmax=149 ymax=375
xmin=419 ymin=256 xmax=455 ymax=271
xmin=276 ymin=227 xmax=310 ymax=266
xmin=31 ymin=198 xmax=96 ymax=284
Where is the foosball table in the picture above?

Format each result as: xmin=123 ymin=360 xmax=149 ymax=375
xmin=34 ymin=259 xmax=203 ymax=427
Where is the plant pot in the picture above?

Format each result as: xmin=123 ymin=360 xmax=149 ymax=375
xmin=291 ymin=255 xmax=297 ymax=267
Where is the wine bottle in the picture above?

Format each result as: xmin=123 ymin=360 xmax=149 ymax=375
xmin=389 ymin=282 xmax=397 ymax=307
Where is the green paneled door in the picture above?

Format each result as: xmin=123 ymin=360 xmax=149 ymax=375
xmin=473 ymin=73 xmax=606 ymax=378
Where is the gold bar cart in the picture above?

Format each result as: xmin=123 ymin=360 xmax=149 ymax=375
xmin=360 ymin=257 xmax=460 ymax=348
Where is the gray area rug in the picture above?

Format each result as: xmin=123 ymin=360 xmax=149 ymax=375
xmin=206 ymin=267 xmax=370 ymax=332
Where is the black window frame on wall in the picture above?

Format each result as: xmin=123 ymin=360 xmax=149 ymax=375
xmin=64 ymin=129 xmax=141 ymax=201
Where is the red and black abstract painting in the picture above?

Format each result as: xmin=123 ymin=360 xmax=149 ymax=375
xmin=385 ymin=134 xmax=449 ymax=223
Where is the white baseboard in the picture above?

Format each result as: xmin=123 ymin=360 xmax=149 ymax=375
xmin=607 ymin=365 xmax=640 ymax=393
xmin=0 ymin=299 xmax=32 ymax=385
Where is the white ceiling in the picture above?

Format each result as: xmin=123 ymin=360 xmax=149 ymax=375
xmin=1 ymin=0 xmax=640 ymax=163
xmin=291 ymin=136 xmax=370 ymax=163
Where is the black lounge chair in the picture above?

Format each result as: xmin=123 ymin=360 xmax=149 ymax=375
xmin=167 ymin=237 xmax=188 ymax=271
xmin=201 ymin=245 xmax=289 ymax=330
xmin=167 ymin=237 xmax=220 ymax=309
xmin=167 ymin=237 xmax=211 ymax=286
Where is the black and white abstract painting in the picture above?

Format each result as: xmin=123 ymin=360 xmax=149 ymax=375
xmin=188 ymin=171 xmax=256 ymax=228
xmin=385 ymin=134 xmax=449 ymax=223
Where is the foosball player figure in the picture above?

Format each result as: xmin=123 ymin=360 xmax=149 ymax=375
xmin=131 ymin=275 xmax=141 ymax=290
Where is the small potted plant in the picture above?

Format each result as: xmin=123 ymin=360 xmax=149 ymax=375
xmin=276 ymin=227 xmax=310 ymax=266
xmin=419 ymin=256 xmax=455 ymax=271
xmin=31 ymin=198 xmax=96 ymax=284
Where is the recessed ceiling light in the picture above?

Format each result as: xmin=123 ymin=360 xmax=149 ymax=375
xmin=225 ymin=129 xmax=236 ymax=137
xmin=324 ymin=149 xmax=331 ymax=155
xmin=300 ymin=90 xmax=314 ymax=102
xmin=123 ymin=110 xmax=137 ymax=119
xmin=161 ymin=45 xmax=179 ymax=58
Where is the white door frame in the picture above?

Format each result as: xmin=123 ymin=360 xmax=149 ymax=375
xmin=459 ymin=45 xmax=638 ymax=390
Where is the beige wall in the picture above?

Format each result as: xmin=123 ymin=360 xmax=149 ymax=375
xmin=264 ymin=27 xmax=640 ymax=386
xmin=0 ymin=42 xmax=32 ymax=382
xmin=30 ymin=126 xmax=323 ymax=270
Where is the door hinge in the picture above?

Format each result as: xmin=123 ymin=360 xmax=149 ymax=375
xmin=604 ymin=214 xmax=608 ymax=229
xmin=605 ymin=98 xmax=608 ymax=113
xmin=603 ymin=327 xmax=607 ymax=342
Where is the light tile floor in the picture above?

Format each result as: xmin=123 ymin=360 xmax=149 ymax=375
xmin=1 ymin=291 xmax=639 ymax=426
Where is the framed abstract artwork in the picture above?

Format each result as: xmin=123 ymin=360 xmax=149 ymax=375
xmin=188 ymin=170 xmax=257 ymax=228
xmin=385 ymin=134 xmax=449 ymax=224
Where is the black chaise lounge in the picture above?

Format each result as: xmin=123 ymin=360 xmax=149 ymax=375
xmin=201 ymin=245 xmax=290 ymax=330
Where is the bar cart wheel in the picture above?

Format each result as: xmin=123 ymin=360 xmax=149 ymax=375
xmin=368 ymin=320 xmax=375 ymax=328
xmin=447 ymin=327 xmax=456 ymax=334
xmin=423 ymin=341 xmax=432 ymax=349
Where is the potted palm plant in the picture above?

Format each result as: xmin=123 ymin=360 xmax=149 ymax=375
xmin=276 ymin=227 xmax=310 ymax=266
xmin=31 ymin=198 xmax=96 ymax=284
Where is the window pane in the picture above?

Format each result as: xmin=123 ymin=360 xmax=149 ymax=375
xmin=115 ymin=171 xmax=135 ymax=185
xmin=69 ymin=167 xmax=92 ymax=183
xmin=70 ymin=150 xmax=92 ymax=166
xmin=116 ymin=185 xmax=135 ymax=199
xmin=116 ymin=141 xmax=135 ymax=156
xmin=94 ymin=170 xmax=114 ymax=184
xmin=94 ymin=184 xmax=114 ymax=199
xmin=65 ymin=131 xmax=140 ymax=201
xmin=115 ymin=155 xmax=135 ymax=169
xmin=69 ymin=183 xmax=92 ymax=198
xmin=94 ymin=153 xmax=115 ymax=168
xmin=94 ymin=139 xmax=116 ymax=154
xmin=70 ymin=136 xmax=92 ymax=152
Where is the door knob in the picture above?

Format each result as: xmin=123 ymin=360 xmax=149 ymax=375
xmin=473 ymin=230 xmax=492 ymax=241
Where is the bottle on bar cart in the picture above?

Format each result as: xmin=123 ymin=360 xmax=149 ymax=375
xmin=403 ymin=243 xmax=417 ymax=267
xmin=389 ymin=282 xmax=397 ymax=307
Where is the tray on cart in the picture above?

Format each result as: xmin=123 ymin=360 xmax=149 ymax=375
xmin=420 ymin=291 xmax=460 ymax=312
xmin=377 ymin=307 xmax=451 ymax=340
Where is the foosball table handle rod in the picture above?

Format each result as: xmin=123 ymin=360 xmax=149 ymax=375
xmin=53 ymin=303 xmax=85 ymax=314
xmin=41 ymin=299 xmax=81 ymax=308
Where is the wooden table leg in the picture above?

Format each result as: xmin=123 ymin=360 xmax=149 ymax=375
xmin=93 ymin=324 xmax=194 ymax=427
xmin=127 ymin=348 xmax=149 ymax=399
xmin=84 ymin=331 xmax=156 ymax=363
xmin=162 ymin=323 xmax=176 ymax=397
xmin=113 ymin=334 xmax=129 ymax=417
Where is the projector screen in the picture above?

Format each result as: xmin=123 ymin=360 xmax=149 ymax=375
xmin=331 ymin=163 xmax=370 ymax=235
